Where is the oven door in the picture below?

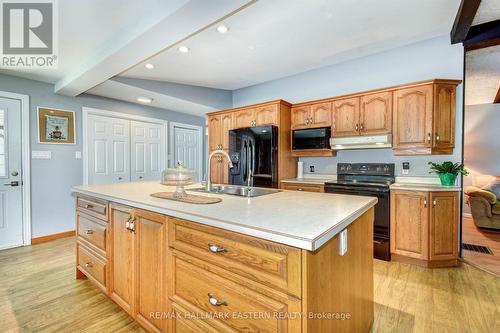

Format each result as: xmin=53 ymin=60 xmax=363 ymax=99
xmin=324 ymin=185 xmax=391 ymax=261
xmin=292 ymin=127 xmax=331 ymax=150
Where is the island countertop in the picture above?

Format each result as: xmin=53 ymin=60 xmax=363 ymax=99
xmin=72 ymin=181 xmax=377 ymax=251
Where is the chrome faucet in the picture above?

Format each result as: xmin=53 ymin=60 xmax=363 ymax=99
xmin=206 ymin=150 xmax=234 ymax=192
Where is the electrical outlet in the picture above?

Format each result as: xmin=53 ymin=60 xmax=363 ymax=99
xmin=309 ymin=165 xmax=315 ymax=173
xmin=402 ymin=162 xmax=410 ymax=175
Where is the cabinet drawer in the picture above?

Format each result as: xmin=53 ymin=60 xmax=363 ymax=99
xmin=169 ymin=218 xmax=301 ymax=297
xmin=77 ymin=196 xmax=108 ymax=220
xmin=77 ymin=244 xmax=106 ymax=291
xmin=171 ymin=302 xmax=220 ymax=333
xmin=282 ymin=183 xmax=324 ymax=192
xmin=77 ymin=214 xmax=106 ymax=253
xmin=171 ymin=256 xmax=300 ymax=333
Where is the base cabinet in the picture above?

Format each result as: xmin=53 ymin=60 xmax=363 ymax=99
xmin=390 ymin=190 xmax=458 ymax=267
xmin=76 ymin=195 xmax=374 ymax=333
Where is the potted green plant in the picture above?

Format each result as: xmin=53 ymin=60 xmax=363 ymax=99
xmin=428 ymin=161 xmax=469 ymax=186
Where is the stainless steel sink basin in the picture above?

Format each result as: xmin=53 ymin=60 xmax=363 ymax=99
xmin=189 ymin=184 xmax=281 ymax=198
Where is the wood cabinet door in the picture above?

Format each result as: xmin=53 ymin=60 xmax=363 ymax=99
xmin=310 ymin=102 xmax=332 ymax=128
xmin=220 ymin=113 xmax=232 ymax=150
xmin=390 ymin=191 xmax=429 ymax=260
xmin=209 ymin=155 xmax=221 ymax=184
xmin=255 ymin=104 xmax=278 ymax=126
xmin=291 ymin=106 xmax=310 ymax=130
xmin=393 ymin=85 xmax=433 ymax=149
xmin=429 ymin=192 xmax=458 ymax=261
xmin=360 ymin=92 xmax=392 ymax=135
xmin=333 ymin=97 xmax=360 ymax=137
xmin=232 ymin=108 xmax=254 ymax=129
xmin=134 ymin=209 xmax=167 ymax=333
xmin=207 ymin=115 xmax=221 ymax=151
xmin=433 ymin=84 xmax=456 ymax=151
xmin=109 ymin=204 xmax=135 ymax=316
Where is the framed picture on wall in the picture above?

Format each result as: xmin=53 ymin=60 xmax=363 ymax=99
xmin=37 ymin=107 xmax=76 ymax=144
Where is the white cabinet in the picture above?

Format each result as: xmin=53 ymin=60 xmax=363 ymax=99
xmin=86 ymin=115 xmax=165 ymax=184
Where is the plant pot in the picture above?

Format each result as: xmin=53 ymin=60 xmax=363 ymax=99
xmin=439 ymin=173 xmax=457 ymax=186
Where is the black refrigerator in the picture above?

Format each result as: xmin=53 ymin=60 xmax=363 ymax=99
xmin=228 ymin=126 xmax=278 ymax=188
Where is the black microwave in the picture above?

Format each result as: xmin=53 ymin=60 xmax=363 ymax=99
xmin=292 ymin=127 xmax=331 ymax=150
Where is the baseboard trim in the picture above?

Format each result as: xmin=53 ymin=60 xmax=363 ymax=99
xmin=31 ymin=230 xmax=75 ymax=245
xmin=462 ymin=213 xmax=472 ymax=218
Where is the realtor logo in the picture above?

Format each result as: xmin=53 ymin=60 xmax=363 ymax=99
xmin=1 ymin=0 xmax=58 ymax=68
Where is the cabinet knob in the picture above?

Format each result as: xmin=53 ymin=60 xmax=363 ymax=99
xmin=85 ymin=204 xmax=94 ymax=209
xmin=208 ymin=243 xmax=227 ymax=253
xmin=297 ymin=188 xmax=303 ymax=191
xmin=433 ymin=199 xmax=437 ymax=207
xmin=208 ymin=293 xmax=228 ymax=306
xmin=359 ymin=123 xmax=364 ymax=131
xmin=424 ymin=199 xmax=427 ymax=208
xmin=85 ymin=229 xmax=94 ymax=235
xmin=85 ymin=262 xmax=93 ymax=268
xmin=355 ymin=124 xmax=359 ymax=131
xmin=427 ymin=133 xmax=431 ymax=144
xmin=436 ymin=134 xmax=440 ymax=142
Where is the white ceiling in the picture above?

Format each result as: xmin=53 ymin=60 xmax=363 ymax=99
xmin=465 ymin=44 xmax=500 ymax=105
xmin=0 ymin=0 xmax=189 ymax=83
xmin=120 ymin=0 xmax=462 ymax=90
xmin=472 ymin=0 xmax=500 ymax=26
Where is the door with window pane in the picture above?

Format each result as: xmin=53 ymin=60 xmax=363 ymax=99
xmin=0 ymin=97 xmax=23 ymax=249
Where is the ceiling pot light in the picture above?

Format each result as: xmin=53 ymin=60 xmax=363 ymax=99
xmin=178 ymin=45 xmax=189 ymax=53
xmin=144 ymin=63 xmax=154 ymax=69
xmin=216 ymin=25 xmax=229 ymax=33
xmin=137 ymin=97 xmax=153 ymax=104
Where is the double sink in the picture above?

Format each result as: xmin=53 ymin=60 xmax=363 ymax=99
xmin=189 ymin=184 xmax=281 ymax=198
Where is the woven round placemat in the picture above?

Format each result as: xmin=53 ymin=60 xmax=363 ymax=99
xmin=150 ymin=192 xmax=222 ymax=204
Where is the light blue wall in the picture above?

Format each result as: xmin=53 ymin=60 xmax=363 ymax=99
xmin=0 ymin=74 xmax=206 ymax=238
xmin=233 ymin=35 xmax=464 ymax=177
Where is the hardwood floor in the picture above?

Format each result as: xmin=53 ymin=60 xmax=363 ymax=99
xmin=462 ymin=216 xmax=500 ymax=276
xmin=1 ymin=237 xmax=499 ymax=332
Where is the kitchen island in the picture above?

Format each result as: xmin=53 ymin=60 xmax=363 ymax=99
xmin=72 ymin=181 xmax=376 ymax=333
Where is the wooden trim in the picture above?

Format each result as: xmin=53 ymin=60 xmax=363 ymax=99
xmin=450 ymin=0 xmax=481 ymax=44
xmin=206 ymin=99 xmax=292 ymax=116
xmin=494 ymin=86 xmax=500 ymax=104
xmin=32 ymin=230 xmax=75 ymax=245
xmin=392 ymin=254 xmax=458 ymax=268
xmin=291 ymin=149 xmax=336 ymax=157
xmin=464 ymin=19 xmax=500 ymax=51
xmin=291 ymin=79 xmax=461 ymax=107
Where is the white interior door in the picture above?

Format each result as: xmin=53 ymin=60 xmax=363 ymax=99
xmin=131 ymin=121 xmax=165 ymax=181
xmin=172 ymin=125 xmax=201 ymax=181
xmin=87 ymin=115 xmax=130 ymax=184
xmin=0 ymin=97 xmax=23 ymax=250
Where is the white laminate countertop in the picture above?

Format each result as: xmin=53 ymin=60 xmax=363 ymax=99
xmin=391 ymin=176 xmax=461 ymax=192
xmin=72 ymin=182 xmax=377 ymax=251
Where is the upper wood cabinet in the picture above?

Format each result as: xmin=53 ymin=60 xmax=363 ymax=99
xmin=392 ymin=82 xmax=459 ymax=155
xmin=391 ymin=190 xmax=459 ymax=267
xmin=232 ymin=108 xmax=255 ymax=129
xmin=291 ymin=102 xmax=332 ymax=130
xmin=255 ymin=104 xmax=278 ymax=126
xmin=360 ymin=91 xmax=392 ymax=135
xmin=208 ymin=113 xmax=232 ymax=151
xmin=390 ymin=190 xmax=429 ymax=260
xmin=333 ymin=97 xmax=360 ymax=137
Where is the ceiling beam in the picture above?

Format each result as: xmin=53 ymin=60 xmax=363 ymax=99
xmin=450 ymin=0 xmax=482 ymax=44
xmin=464 ymin=19 xmax=500 ymax=51
xmin=54 ymin=0 xmax=255 ymax=96
xmin=494 ymin=86 xmax=500 ymax=104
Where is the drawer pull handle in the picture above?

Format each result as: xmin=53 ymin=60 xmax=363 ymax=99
xmin=85 ymin=262 xmax=93 ymax=268
xmin=85 ymin=204 xmax=94 ymax=209
xmin=85 ymin=229 xmax=94 ymax=235
xmin=433 ymin=200 xmax=437 ymax=207
xmin=208 ymin=243 xmax=227 ymax=253
xmin=297 ymin=188 xmax=303 ymax=191
xmin=208 ymin=293 xmax=228 ymax=306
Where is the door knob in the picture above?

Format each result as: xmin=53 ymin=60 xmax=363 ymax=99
xmin=11 ymin=171 xmax=18 ymax=176
xmin=4 ymin=181 xmax=19 ymax=186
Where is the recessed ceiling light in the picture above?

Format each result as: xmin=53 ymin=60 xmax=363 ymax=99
xmin=144 ymin=63 xmax=154 ymax=69
xmin=178 ymin=45 xmax=189 ymax=53
xmin=137 ymin=97 xmax=153 ymax=104
xmin=217 ymin=25 xmax=229 ymax=34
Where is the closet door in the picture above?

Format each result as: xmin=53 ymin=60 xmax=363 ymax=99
xmin=130 ymin=121 xmax=165 ymax=181
xmin=88 ymin=115 xmax=131 ymax=184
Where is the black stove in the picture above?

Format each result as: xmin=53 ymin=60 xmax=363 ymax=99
xmin=325 ymin=163 xmax=395 ymax=261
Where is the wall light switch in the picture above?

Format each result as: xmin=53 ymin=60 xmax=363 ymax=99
xmin=339 ymin=229 xmax=348 ymax=256
xmin=75 ymin=151 xmax=82 ymax=159
xmin=32 ymin=150 xmax=52 ymax=160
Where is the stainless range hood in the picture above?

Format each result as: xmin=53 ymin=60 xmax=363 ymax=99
xmin=329 ymin=134 xmax=392 ymax=150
